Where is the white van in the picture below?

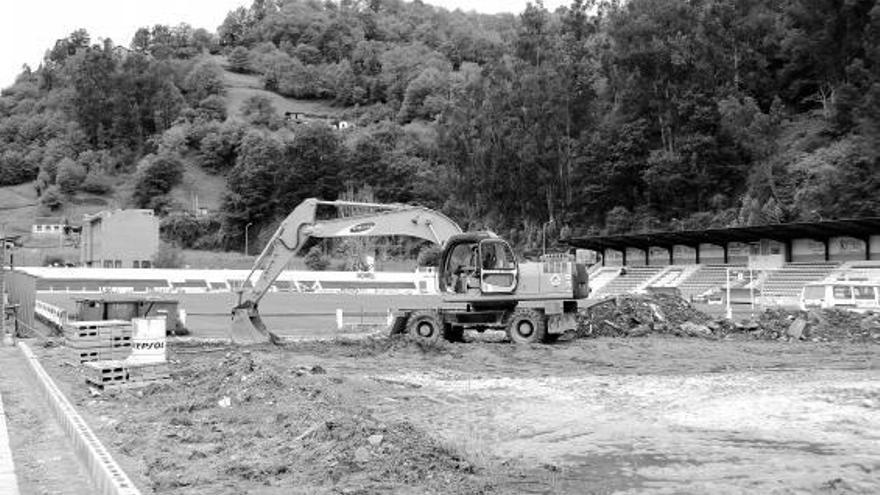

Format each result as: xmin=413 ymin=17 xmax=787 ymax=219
xmin=800 ymin=281 xmax=880 ymax=312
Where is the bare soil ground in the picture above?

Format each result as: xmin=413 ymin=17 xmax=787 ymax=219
xmin=30 ymin=335 xmax=880 ymax=494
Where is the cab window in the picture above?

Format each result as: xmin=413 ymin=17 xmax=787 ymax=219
xmin=854 ymin=286 xmax=876 ymax=300
xmin=832 ymin=286 xmax=852 ymax=299
xmin=481 ymin=242 xmax=515 ymax=270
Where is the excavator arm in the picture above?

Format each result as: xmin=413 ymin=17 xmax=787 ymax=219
xmin=230 ymin=198 xmax=462 ymax=344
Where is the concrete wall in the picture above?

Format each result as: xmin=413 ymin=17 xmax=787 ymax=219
xmin=829 ymin=236 xmax=866 ymax=262
xmin=871 ymin=236 xmax=880 ymax=260
xmin=81 ymin=210 xmax=158 ymax=268
xmin=648 ymin=247 xmax=670 ymax=266
xmin=673 ymin=245 xmax=697 ymax=264
xmin=792 ymin=238 xmax=826 ymax=262
xmin=626 ymin=247 xmax=646 ymax=266
xmin=5 ymin=270 xmax=36 ymax=334
xmin=728 ymin=242 xmax=751 ymax=264
xmin=604 ymin=249 xmax=623 ymax=266
xmin=699 ymin=244 xmax=724 ymax=264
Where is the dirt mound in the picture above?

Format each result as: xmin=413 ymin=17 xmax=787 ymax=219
xmin=577 ymin=294 xmax=716 ymax=338
xmin=576 ymin=294 xmax=880 ymax=343
xmin=748 ymin=308 xmax=880 ymax=343
xmin=299 ymin=334 xmax=463 ymax=359
xmin=98 ymin=349 xmax=491 ymax=494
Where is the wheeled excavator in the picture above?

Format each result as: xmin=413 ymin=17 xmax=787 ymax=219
xmin=230 ymin=198 xmax=590 ymax=345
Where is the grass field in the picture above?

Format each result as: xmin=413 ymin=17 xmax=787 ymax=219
xmin=215 ymin=56 xmax=341 ymax=121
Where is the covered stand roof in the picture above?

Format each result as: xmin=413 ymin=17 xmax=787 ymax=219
xmin=566 ymin=217 xmax=880 ymax=252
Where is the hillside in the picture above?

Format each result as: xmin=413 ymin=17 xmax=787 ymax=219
xmin=216 ymin=57 xmax=343 ymax=122
xmin=0 ymin=0 xmax=877 ymax=263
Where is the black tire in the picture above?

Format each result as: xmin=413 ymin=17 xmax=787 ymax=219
xmin=506 ymin=308 xmax=547 ymax=344
xmin=405 ymin=310 xmax=444 ymax=344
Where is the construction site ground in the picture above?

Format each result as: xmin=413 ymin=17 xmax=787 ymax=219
xmin=24 ymin=331 xmax=880 ymax=495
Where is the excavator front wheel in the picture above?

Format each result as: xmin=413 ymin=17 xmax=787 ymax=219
xmin=405 ymin=310 xmax=444 ymax=344
xmin=506 ymin=308 xmax=547 ymax=344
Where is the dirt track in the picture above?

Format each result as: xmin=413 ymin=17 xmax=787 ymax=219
xmin=35 ymin=336 xmax=880 ymax=494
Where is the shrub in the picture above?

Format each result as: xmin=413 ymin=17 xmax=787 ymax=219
xmin=55 ymin=157 xmax=87 ymax=194
xmin=40 ymin=185 xmax=64 ymax=210
xmin=228 ymin=46 xmax=251 ymax=73
xmin=80 ymin=171 xmax=114 ymax=194
xmin=416 ymin=245 xmax=441 ymax=267
xmin=304 ymin=246 xmax=330 ymax=271
xmin=132 ymin=153 xmax=184 ymax=208
xmin=152 ymin=241 xmax=184 ymax=268
xmin=197 ymin=95 xmax=227 ymax=121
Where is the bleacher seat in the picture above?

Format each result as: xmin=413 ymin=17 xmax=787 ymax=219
xmin=677 ymin=265 xmax=754 ymax=299
xmin=761 ymin=262 xmax=841 ymax=298
xmin=592 ymin=266 xmax=664 ymax=296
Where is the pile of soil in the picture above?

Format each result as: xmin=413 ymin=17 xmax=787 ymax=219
xmin=576 ymin=294 xmax=715 ymax=338
xmin=576 ymin=294 xmax=880 ymax=343
xmin=81 ymin=347 xmax=492 ymax=494
xmin=748 ymin=308 xmax=880 ymax=343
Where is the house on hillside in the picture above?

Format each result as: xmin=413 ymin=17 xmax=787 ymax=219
xmin=32 ymin=217 xmax=65 ymax=235
xmin=81 ymin=209 xmax=159 ymax=268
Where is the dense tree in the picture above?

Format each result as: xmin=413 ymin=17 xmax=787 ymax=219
xmin=2 ymin=0 xmax=879 ymax=255
xmin=132 ymin=153 xmax=185 ymax=209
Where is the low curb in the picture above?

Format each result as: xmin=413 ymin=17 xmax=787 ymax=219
xmin=18 ymin=343 xmax=141 ymax=495
xmin=0 ymin=392 xmax=20 ymax=495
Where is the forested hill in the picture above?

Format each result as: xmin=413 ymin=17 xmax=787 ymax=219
xmin=1 ymin=0 xmax=879 ymax=254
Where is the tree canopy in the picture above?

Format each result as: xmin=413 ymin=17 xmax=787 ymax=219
xmin=1 ymin=0 xmax=878 ymax=255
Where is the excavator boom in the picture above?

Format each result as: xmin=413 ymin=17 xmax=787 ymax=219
xmin=230 ymin=198 xmax=462 ymax=344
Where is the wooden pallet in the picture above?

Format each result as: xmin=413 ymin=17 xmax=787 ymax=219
xmin=86 ymin=377 xmax=172 ymax=391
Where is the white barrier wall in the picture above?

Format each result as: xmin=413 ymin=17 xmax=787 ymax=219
xmin=18 ymin=267 xmax=431 ymax=294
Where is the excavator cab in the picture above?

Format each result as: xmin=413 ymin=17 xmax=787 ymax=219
xmin=439 ymin=233 xmax=518 ymax=295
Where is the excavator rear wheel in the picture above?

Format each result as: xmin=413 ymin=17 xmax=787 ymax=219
xmin=506 ymin=308 xmax=547 ymax=344
xmin=405 ymin=310 xmax=444 ymax=344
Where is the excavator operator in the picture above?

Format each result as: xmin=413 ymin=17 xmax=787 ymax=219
xmin=449 ymin=244 xmax=479 ymax=293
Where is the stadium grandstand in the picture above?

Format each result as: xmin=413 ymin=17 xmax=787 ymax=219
xmin=568 ymin=217 xmax=880 ymax=305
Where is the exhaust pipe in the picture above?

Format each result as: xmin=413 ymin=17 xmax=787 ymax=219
xmin=230 ymin=302 xmax=281 ymax=345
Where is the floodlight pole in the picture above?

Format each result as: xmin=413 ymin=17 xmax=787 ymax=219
xmin=244 ymin=222 xmax=253 ymax=256
xmin=725 ymin=267 xmax=732 ymax=320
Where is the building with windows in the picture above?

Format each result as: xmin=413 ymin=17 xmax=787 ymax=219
xmin=32 ymin=217 xmax=65 ymax=235
xmin=80 ymin=209 xmax=159 ymax=268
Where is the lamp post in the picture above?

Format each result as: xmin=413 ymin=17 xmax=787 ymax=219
xmin=244 ymin=222 xmax=253 ymax=256
xmin=542 ymin=219 xmax=555 ymax=256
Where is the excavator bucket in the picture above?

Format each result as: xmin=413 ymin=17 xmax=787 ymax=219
xmin=230 ymin=306 xmax=282 ymax=345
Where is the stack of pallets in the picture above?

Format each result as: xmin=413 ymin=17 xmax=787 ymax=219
xmin=83 ymin=360 xmax=171 ymax=390
xmin=64 ymin=320 xmax=132 ymax=364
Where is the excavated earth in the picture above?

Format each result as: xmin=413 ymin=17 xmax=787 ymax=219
xmin=32 ymin=330 xmax=880 ymax=495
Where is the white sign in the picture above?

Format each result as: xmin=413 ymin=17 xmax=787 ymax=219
xmin=127 ymin=317 xmax=166 ymax=364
